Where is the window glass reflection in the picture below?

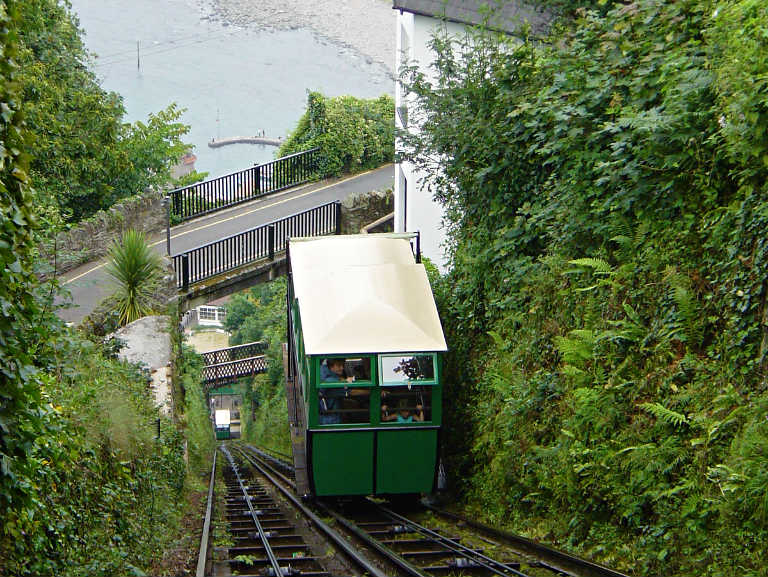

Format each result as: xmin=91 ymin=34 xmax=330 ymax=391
xmin=380 ymin=355 xmax=435 ymax=385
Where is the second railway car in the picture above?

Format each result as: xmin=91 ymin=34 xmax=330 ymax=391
xmin=214 ymin=409 xmax=231 ymax=440
xmin=285 ymin=233 xmax=447 ymax=497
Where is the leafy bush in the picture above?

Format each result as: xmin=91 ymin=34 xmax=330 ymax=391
xmin=402 ymin=1 xmax=768 ymax=574
xmin=278 ymin=91 xmax=395 ymax=178
xmin=17 ymin=0 xmax=192 ymax=225
xmin=0 ymin=6 xmax=197 ymax=574
xmin=176 ymin=343 xmax=215 ymax=476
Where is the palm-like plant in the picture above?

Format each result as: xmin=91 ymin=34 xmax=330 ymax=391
xmin=105 ymin=230 xmax=162 ymax=326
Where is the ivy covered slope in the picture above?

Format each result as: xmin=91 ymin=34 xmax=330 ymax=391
xmin=1 ymin=2 xmax=195 ymax=574
xmin=19 ymin=0 xmax=191 ymax=224
xmin=278 ymin=91 xmax=394 ymax=178
xmin=402 ymin=1 xmax=768 ymax=575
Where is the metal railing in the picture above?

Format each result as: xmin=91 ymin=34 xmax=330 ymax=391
xmin=202 ymin=356 xmax=268 ymax=387
xmin=169 ymin=148 xmax=319 ymax=221
xmin=202 ymin=341 xmax=268 ymax=366
xmin=173 ymin=200 xmax=341 ymax=289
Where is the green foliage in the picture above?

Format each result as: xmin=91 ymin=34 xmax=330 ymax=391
xmin=641 ymin=402 xmax=689 ymax=428
xmin=402 ymin=1 xmax=768 ymax=574
xmin=278 ymin=91 xmax=395 ymax=178
xmin=1 ymin=321 xmax=187 ymax=575
xmin=0 ymin=0 xmax=49 ymax=561
xmin=175 ymin=344 xmax=215 ymax=476
xmin=105 ymin=229 xmax=163 ymax=326
xmin=1 ymin=5 xmax=191 ymax=573
xmin=16 ymin=0 xmax=191 ymax=224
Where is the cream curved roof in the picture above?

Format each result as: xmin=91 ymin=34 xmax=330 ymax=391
xmin=290 ymin=235 xmax=447 ymax=355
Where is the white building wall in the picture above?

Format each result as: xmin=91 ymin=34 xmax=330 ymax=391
xmin=395 ymin=12 xmax=468 ymax=271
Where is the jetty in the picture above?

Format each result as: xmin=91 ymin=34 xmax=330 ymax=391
xmin=208 ymin=135 xmax=282 ymax=148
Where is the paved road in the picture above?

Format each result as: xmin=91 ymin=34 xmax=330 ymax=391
xmin=57 ymin=165 xmax=394 ymax=324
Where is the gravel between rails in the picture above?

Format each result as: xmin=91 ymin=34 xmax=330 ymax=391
xmin=210 ymin=0 xmax=396 ymax=77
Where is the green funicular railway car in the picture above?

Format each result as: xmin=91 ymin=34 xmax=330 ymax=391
xmin=285 ymin=233 xmax=447 ymax=497
xmin=215 ymin=409 xmax=231 ymax=440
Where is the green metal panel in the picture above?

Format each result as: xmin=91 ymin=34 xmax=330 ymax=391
xmin=312 ymin=431 xmax=374 ymax=496
xmin=210 ymin=385 xmax=237 ymax=395
xmin=215 ymin=428 xmax=230 ymax=440
xmin=430 ymin=383 xmax=442 ymax=425
xmin=376 ymin=429 xmax=438 ymax=494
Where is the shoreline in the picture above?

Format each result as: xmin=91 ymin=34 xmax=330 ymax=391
xmin=205 ymin=0 xmax=396 ymax=77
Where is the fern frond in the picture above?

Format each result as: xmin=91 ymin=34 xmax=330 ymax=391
xmin=653 ymin=481 xmax=694 ymax=501
xmin=641 ymin=402 xmax=689 ymax=427
xmin=568 ymin=257 xmax=613 ymax=275
xmin=555 ymin=330 xmax=595 ymax=366
xmin=664 ymin=270 xmax=704 ymax=348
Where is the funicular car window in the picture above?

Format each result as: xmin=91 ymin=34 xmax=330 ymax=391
xmin=380 ymin=385 xmax=431 ymax=423
xmin=317 ymin=357 xmax=372 ymax=425
xmin=319 ymin=357 xmax=373 ymax=385
xmin=318 ymin=388 xmax=370 ymax=425
xmin=379 ymin=354 xmax=436 ymax=385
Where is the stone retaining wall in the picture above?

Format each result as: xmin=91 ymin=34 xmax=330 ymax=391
xmin=40 ymin=190 xmax=167 ymax=277
xmin=341 ymin=187 xmax=394 ymax=235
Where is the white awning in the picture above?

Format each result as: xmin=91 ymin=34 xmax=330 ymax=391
xmin=290 ymin=235 xmax=447 ymax=355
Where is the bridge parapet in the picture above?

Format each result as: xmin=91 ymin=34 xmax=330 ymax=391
xmin=202 ymin=355 xmax=268 ymax=389
xmin=173 ymin=200 xmax=341 ymax=290
xmin=169 ymin=148 xmax=319 ymax=222
xmin=202 ymin=341 xmax=268 ymax=365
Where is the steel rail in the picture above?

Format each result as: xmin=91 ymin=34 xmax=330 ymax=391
xmin=376 ymin=504 xmax=533 ymax=577
xmin=421 ymin=504 xmax=632 ymax=577
xmin=244 ymin=445 xmax=295 ymax=480
xmin=196 ymin=450 xmax=217 ymax=577
xmin=242 ymin=447 xmax=600 ymax=577
xmin=221 ymin=446 xmax=284 ymax=577
xmin=240 ymin=446 xmax=442 ymax=577
xmin=232 ymin=446 xmax=390 ymax=577
xmin=314 ymin=501 xmax=432 ymax=577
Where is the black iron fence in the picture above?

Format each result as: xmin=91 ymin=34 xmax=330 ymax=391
xmin=173 ymin=200 xmax=341 ymax=289
xmin=169 ymin=148 xmax=319 ymax=222
xmin=202 ymin=341 xmax=268 ymax=365
xmin=202 ymin=356 xmax=268 ymax=387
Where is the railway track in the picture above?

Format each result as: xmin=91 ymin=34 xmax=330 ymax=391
xmin=235 ymin=444 xmax=632 ymax=577
xmin=196 ymin=445 xmax=387 ymax=577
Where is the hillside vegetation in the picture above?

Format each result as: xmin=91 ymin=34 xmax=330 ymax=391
xmin=401 ymin=1 xmax=768 ymax=574
xmin=278 ymin=91 xmax=394 ymax=178
xmin=1 ymin=2 xmax=207 ymax=574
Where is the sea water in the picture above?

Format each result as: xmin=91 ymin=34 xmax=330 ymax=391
xmin=69 ymin=0 xmax=392 ymax=178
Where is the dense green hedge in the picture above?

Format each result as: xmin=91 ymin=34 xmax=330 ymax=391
xmin=401 ymin=1 xmax=768 ymax=574
xmin=278 ymin=91 xmax=394 ymax=178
